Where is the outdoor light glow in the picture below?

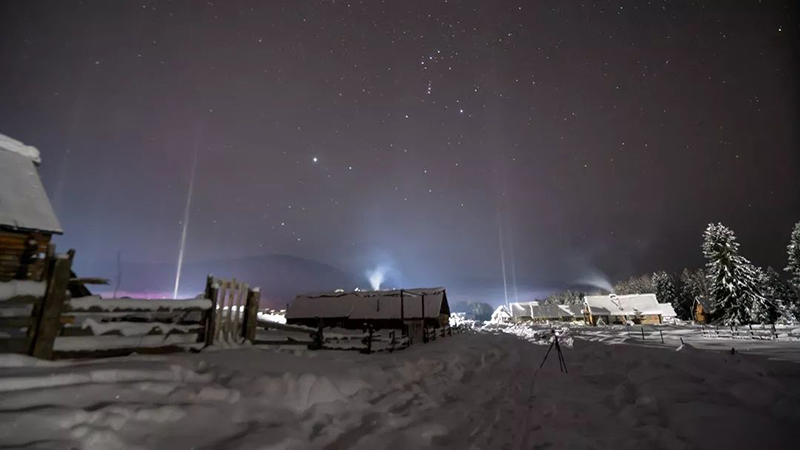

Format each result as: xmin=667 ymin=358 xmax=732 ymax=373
xmin=366 ymin=265 xmax=389 ymax=290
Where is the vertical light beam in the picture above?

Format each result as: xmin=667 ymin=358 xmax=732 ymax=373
xmin=497 ymin=211 xmax=509 ymax=310
xmin=173 ymin=137 xmax=199 ymax=299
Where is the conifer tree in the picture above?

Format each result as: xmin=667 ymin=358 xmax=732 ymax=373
xmin=786 ymin=221 xmax=800 ymax=290
xmin=702 ymin=223 xmax=769 ymax=325
xmin=762 ymin=266 xmax=798 ymax=322
xmin=652 ymin=271 xmax=683 ymax=317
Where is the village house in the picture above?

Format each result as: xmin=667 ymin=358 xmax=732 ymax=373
xmin=0 ymin=133 xmax=63 ymax=282
xmin=285 ymin=288 xmax=450 ymax=343
xmin=510 ymin=302 xmax=583 ymax=323
xmin=583 ymin=293 xmax=664 ymax=325
xmin=659 ymin=302 xmax=678 ymax=323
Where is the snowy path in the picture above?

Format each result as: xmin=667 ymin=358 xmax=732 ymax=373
xmin=1 ymin=331 xmax=800 ymax=449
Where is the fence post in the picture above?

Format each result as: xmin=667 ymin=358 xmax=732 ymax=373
xmin=30 ymin=254 xmax=72 ymax=359
xmin=641 ymin=327 xmax=645 ymax=340
xmin=242 ymin=288 xmax=260 ymax=343
xmin=748 ymin=324 xmax=754 ymax=339
xmin=660 ymin=330 xmax=664 ymax=344
xmin=204 ymin=278 xmax=220 ymax=347
xmin=771 ymin=324 xmax=778 ymax=340
xmin=365 ymin=324 xmax=373 ymax=354
xmin=313 ymin=318 xmax=324 ymax=350
xmin=421 ymin=294 xmax=428 ymax=343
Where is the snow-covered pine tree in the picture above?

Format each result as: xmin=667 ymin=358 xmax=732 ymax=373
xmin=786 ymin=221 xmax=800 ymax=290
xmin=652 ymin=271 xmax=681 ymax=316
xmin=762 ymin=266 xmax=799 ymax=323
xmin=702 ymin=223 xmax=770 ymax=325
xmin=753 ymin=267 xmax=785 ymax=323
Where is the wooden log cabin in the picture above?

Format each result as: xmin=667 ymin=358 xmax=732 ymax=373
xmin=0 ymin=133 xmax=63 ymax=282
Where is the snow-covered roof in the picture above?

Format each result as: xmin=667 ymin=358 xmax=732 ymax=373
xmin=658 ymin=303 xmax=677 ymax=318
xmin=509 ymin=302 xmax=583 ymax=319
xmin=286 ymin=288 xmax=449 ymax=321
xmin=490 ymin=305 xmax=511 ymax=322
xmin=561 ymin=304 xmax=584 ymax=317
xmin=0 ymin=149 xmax=63 ymax=234
xmin=694 ymin=297 xmax=712 ymax=312
xmin=584 ymin=293 xmax=663 ymax=316
xmin=0 ymin=133 xmax=41 ymax=164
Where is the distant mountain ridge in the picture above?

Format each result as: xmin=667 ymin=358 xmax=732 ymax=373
xmin=80 ymin=254 xmax=363 ymax=307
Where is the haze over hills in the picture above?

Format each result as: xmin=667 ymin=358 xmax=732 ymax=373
xmin=80 ymin=254 xmax=363 ymax=307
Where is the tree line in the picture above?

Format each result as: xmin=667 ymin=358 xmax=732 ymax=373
xmin=541 ymin=221 xmax=800 ymax=325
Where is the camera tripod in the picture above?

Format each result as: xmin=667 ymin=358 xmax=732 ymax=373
xmin=539 ymin=329 xmax=568 ymax=373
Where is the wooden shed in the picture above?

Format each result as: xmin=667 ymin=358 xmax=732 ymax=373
xmin=285 ymin=288 xmax=451 ymax=339
xmin=693 ymin=297 xmax=712 ymax=324
xmin=0 ymin=133 xmax=63 ymax=282
xmin=584 ymin=293 xmax=663 ymax=325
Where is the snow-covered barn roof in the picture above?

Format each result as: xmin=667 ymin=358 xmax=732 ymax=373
xmin=0 ymin=135 xmax=62 ymax=234
xmin=286 ymin=287 xmax=449 ymax=321
xmin=658 ymin=303 xmax=677 ymax=318
xmin=584 ymin=294 xmax=662 ymax=316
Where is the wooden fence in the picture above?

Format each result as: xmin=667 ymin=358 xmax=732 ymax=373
xmin=55 ymin=295 xmax=213 ymax=359
xmin=0 ymin=247 xmax=264 ymax=360
xmin=701 ymin=324 xmax=780 ymax=340
xmin=1 ymin=248 xmax=455 ymax=360
xmin=0 ymin=252 xmax=71 ymax=359
xmin=252 ymin=317 xmax=453 ymax=354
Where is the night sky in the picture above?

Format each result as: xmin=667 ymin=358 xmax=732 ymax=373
xmin=1 ymin=1 xmax=798 ymax=303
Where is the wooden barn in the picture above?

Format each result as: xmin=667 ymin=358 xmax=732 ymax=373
xmin=584 ymin=293 xmax=663 ymax=325
xmin=693 ymin=297 xmax=712 ymax=324
xmin=286 ymin=288 xmax=450 ymax=342
xmin=0 ymin=133 xmax=63 ymax=282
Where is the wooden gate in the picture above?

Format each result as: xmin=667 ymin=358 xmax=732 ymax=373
xmin=204 ymin=276 xmax=260 ymax=345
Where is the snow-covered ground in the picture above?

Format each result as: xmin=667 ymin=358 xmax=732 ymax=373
xmin=1 ymin=329 xmax=799 ymax=449
xmin=573 ymin=324 xmax=800 ymax=363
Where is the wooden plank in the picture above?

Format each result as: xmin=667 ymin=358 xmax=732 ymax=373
xmin=60 ymin=324 xmax=204 ymax=337
xmin=53 ymin=345 xmax=191 ymax=360
xmin=204 ymin=278 xmax=220 ymax=347
xmin=253 ymin=339 xmax=313 ymax=346
xmin=243 ymin=288 xmax=260 ymax=342
xmin=62 ymin=311 xmax=205 ymax=323
xmin=223 ymin=279 xmax=238 ymax=343
xmin=69 ymin=277 xmax=110 ymax=285
xmin=64 ymin=305 xmax=209 ymax=313
xmin=231 ymin=282 xmax=247 ymax=342
xmin=0 ymin=338 xmax=30 ymax=353
xmin=30 ymin=256 xmax=71 ymax=359
xmin=0 ymin=295 xmax=44 ymax=306
xmin=0 ymin=317 xmax=33 ymax=328
xmin=257 ymin=320 xmax=316 ymax=334
xmin=214 ymin=281 xmax=228 ymax=343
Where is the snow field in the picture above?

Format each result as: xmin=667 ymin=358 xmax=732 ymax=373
xmin=1 ymin=330 xmax=799 ymax=449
